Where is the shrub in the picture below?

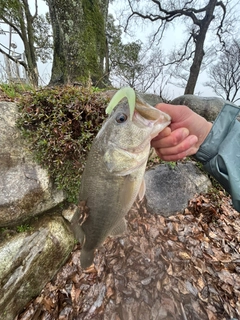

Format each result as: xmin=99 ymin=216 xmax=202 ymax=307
xmin=17 ymin=85 xmax=109 ymax=203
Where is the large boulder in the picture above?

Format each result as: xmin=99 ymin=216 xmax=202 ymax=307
xmin=0 ymin=214 xmax=74 ymax=320
xmin=171 ymin=95 xmax=225 ymax=121
xmin=0 ymin=101 xmax=66 ymax=227
xmin=138 ymin=92 xmax=163 ymax=106
xmin=145 ymin=161 xmax=212 ymax=216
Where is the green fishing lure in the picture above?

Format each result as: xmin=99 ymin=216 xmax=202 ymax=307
xmin=106 ymin=87 xmax=136 ymax=121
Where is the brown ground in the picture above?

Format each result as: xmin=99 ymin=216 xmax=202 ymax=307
xmin=17 ymin=190 xmax=240 ymax=320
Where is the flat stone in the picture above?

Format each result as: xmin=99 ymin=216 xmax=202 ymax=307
xmin=145 ymin=162 xmax=212 ymax=216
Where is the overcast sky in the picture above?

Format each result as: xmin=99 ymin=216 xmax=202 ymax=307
xmin=0 ymin=0 xmax=238 ymax=100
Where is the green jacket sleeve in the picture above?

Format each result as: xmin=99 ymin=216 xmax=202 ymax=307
xmin=194 ymin=102 xmax=240 ymax=212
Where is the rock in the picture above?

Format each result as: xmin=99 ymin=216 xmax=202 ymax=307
xmin=138 ymin=92 xmax=163 ymax=106
xmin=0 ymin=214 xmax=74 ymax=320
xmin=0 ymin=101 xmax=66 ymax=227
xmin=0 ymin=101 xmax=74 ymax=319
xmin=102 ymin=89 xmax=117 ymax=101
xmin=171 ymin=94 xmax=225 ymax=121
xmin=145 ymin=162 xmax=212 ymax=216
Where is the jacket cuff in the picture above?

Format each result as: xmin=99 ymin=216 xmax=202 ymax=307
xmin=194 ymin=102 xmax=240 ymax=164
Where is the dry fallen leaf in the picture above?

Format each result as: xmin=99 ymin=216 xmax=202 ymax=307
xmin=16 ymin=190 xmax=240 ymax=320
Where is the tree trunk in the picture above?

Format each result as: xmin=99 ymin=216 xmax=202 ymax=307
xmin=184 ymin=0 xmax=217 ymax=94
xmin=47 ymin=0 xmax=109 ymax=87
xmin=21 ymin=0 xmax=39 ymax=86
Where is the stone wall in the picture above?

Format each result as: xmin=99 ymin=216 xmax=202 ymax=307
xmin=0 ymin=101 xmax=75 ymax=319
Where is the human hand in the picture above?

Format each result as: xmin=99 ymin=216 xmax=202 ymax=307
xmin=151 ymin=103 xmax=212 ymax=161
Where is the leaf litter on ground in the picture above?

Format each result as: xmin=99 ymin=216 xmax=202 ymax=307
xmin=17 ymin=189 xmax=240 ymax=320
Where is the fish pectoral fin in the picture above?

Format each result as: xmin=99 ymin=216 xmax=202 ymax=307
xmin=138 ymin=179 xmax=146 ymax=201
xmin=111 ymin=218 xmax=127 ymax=236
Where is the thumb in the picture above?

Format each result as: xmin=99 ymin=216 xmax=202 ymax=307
xmin=155 ymin=103 xmax=191 ymax=123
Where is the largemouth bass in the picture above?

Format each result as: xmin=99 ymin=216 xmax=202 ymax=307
xmin=70 ymin=88 xmax=171 ymax=268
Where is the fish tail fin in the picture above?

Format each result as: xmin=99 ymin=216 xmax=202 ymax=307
xmin=80 ymin=249 xmax=95 ymax=269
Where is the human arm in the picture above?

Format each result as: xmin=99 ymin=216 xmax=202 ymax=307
xmin=194 ymin=102 xmax=240 ymax=211
xmin=151 ymin=102 xmax=240 ymax=212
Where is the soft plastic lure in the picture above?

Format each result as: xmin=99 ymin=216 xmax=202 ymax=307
xmin=106 ymin=87 xmax=136 ymax=121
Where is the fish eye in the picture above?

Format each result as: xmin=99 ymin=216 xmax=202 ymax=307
xmin=115 ymin=113 xmax=128 ymax=123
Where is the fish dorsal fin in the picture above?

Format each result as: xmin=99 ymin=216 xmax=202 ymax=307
xmin=138 ymin=179 xmax=146 ymax=201
xmin=106 ymin=87 xmax=136 ymax=121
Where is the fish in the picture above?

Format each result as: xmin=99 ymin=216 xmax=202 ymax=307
xmin=70 ymin=88 xmax=171 ymax=268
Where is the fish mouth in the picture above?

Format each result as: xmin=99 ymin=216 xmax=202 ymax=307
xmin=115 ymin=108 xmax=170 ymax=155
xmin=135 ymin=101 xmax=160 ymax=120
xmin=135 ymin=100 xmax=170 ymax=131
xmin=127 ymin=104 xmax=170 ymax=153
xmin=105 ymin=98 xmax=171 ymax=176
xmin=135 ymin=98 xmax=170 ymax=121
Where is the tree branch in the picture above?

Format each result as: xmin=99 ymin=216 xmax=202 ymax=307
xmin=126 ymin=0 xmax=202 ymax=27
xmin=0 ymin=16 xmax=24 ymax=41
xmin=0 ymin=46 xmax=28 ymax=70
xmin=165 ymin=33 xmax=195 ymax=66
xmin=33 ymin=0 xmax=39 ymax=20
xmin=216 ymin=1 xmax=226 ymax=47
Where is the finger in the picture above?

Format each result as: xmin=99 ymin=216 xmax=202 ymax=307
xmin=152 ymin=126 xmax=171 ymax=141
xmin=155 ymin=146 xmax=199 ymax=161
xmin=151 ymin=127 xmax=189 ymax=149
xmin=155 ymin=135 xmax=198 ymax=157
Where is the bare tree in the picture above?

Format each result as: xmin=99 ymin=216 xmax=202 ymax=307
xmin=123 ymin=0 xmax=231 ymax=94
xmin=205 ymin=40 xmax=240 ymax=103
